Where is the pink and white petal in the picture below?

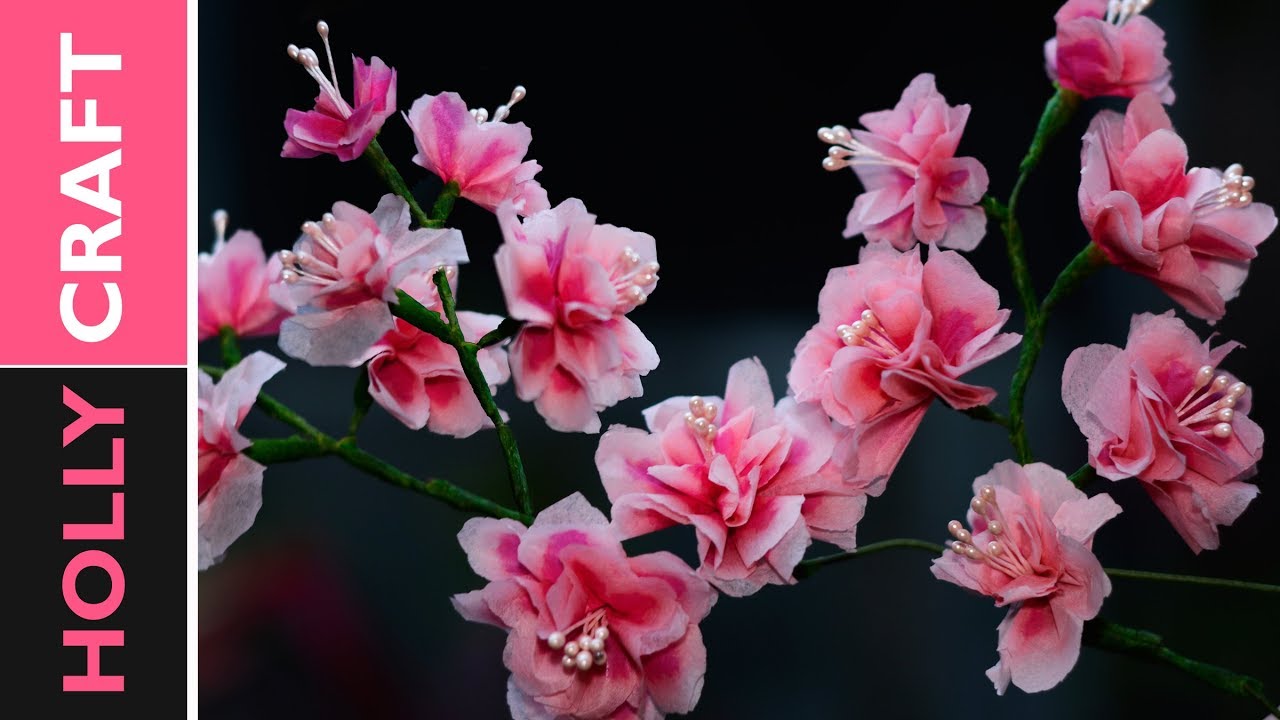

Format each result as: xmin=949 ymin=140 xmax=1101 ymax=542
xmin=640 ymin=625 xmax=708 ymax=715
xmin=991 ymin=600 xmax=1084 ymax=694
xmin=367 ymin=353 xmax=431 ymax=429
xmin=424 ymin=376 xmax=493 ymax=438
xmin=457 ymin=516 xmax=530 ymax=581
xmin=198 ymin=454 xmax=265 ymax=570
xmin=279 ymin=299 xmax=394 ymax=367
xmin=1052 ymin=493 xmax=1123 ymax=547
xmin=630 ymin=551 xmax=718 ymax=622
xmin=802 ymin=493 xmax=867 ymax=551
xmin=534 ymin=366 xmax=601 ymax=434
xmin=722 ymin=357 xmax=776 ymax=424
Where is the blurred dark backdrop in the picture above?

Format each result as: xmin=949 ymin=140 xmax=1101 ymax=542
xmin=198 ymin=2 xmax=1280 ymax=718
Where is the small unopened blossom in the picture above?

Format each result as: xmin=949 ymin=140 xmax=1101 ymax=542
xmin=1079 ymin=92 xmax=1275 ymax=321
xmin=788 ymin=244 xmax=1020 ymax=489
xmin=495 ymin=199 xmax=660 ymax=433
xmin=1063 ymin=312 xmax=1262 ymax=552
xmin=819 ymin=73 xmax=989 ymax=251
xmin=598 ymin=358 xmax=872 ymax=597
xmin=453 ymin=493 xmax=716 ymax=720
xmin=274 ymin=194 xmax=467 ymax=367
xmin=1045 ymin=0 xmax=1174 ymax=102
xmin=281 ymin=21 xmax=396 ymax=162
xmin=199 ymin=352 xmax=286 ymax=570
xmin=198 ymin=210 xmax=288 ymax=341
xmin=406 ymin=87 xmax=549 ymax=213
xmin=358 ymin=307 xmax=510 ymax=438
xmin=931 ymin=461 xmax=1121 ymax=695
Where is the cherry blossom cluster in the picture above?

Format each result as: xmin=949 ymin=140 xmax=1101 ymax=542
xmin=195 ymin=3 xmax=1274 ymax=717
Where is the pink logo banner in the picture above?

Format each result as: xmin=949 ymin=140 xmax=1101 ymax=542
xmin=0 ymin=1 xmax=186 ymax=365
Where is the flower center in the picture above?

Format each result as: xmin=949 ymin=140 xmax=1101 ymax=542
xmin=469 ymin=86 xmax=527 ymax=124
xmin=545 ymin=607 xmax=610 ymax=674
xmin=946 ymin=485 xmax=1037 ymax=579
xmin=1194 ymin=163 xmax=1255 ymax=218
xmin=836 ymin=309 xmax=902 ymax=358
xmin=1174 ymin=364 xmax=1247 ymax=439
xmin=286 ymin=20 xmax=353 ymax=119
xmin=817 ymin=125 xmax=920 ymax=177
xmin=1105 ymin=0 xmax=1153 ymax=25
xmin=683 ymin=395 xmax=719 ymax=445
xmin=279 ymin=213 xmax=346 ymax=287
xmin=612 ymin=246 xmax=660 ymax=311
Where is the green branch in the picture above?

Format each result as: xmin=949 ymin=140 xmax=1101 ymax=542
xmin=201 ymin=365 xmax=529 ymax=523
xmin=1084 ymin=619 xmax=1276 ymax=715
xmin=363 ymin=138 xmax=432 ymax=228
xmin=218 ymin=326 xmax=242 ymax=367
xmin=1007 ymin=243 xmax=1108 ymax=461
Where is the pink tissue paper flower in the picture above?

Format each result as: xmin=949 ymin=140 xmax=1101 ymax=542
xmin=496 ymin=199 xmax=660 ymax=434
xmin=597 ymin=357 xmax=871 ymax=597
xmin=198 ymin=351 xmax=286 ymax=570
xmin=281 ymin=22 xmax=396 ymax=162
xmin=818 ymin=73 xmax=989 ymax=251
xmin=198 ymin=210 xmax=287 ymax=341
xmin=356 ymin=306 xmax=510 ymax=438
xmin=1044 ymin=0 xmax=1174 ymax=103
xmin=788 ymin=244 xmax=1020 ymax=488
xmin=452 ymin=493 xmax=716 ymax=720
xmin=931 ymin=461 xmax=1121 ymax=695
xmin=406 ymin=87 xmax=549 ymax=213
xmin=275 ymin=193 xmax=467 ymax=367
xmin=1062 ymin=311 xmax=1262 ymax=553
xmin=1079 ymin=92 xmax=1276 ymax=322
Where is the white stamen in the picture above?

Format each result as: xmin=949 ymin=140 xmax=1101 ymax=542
xmin=1195 ymin=163 xmax=1255 ymax=217
xmin=611 ymin=248 xmax=658 ymax=312
xmin=491 ymin=85 xmax=527 ymax=123
xmin=315 ymin=21 xmax=340 ymax=94
xmin=817 ymin=124 xmax=920 ymax=176
xmin=473 ymin=85 xmax=528 ymax=125
xmin=212 ymin=209 xmax=229 ymax=247
xmin=1175 ymin=363 xmax=1249 ymax=439
xmin=545 ymin=608 xmax=609 ymax=675
xmin=287 ymin=21 xmax=353 ymax=119
xmin=1106 ymin=0 xmax=1153 ymax=25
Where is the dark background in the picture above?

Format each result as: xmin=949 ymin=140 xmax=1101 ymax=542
xmin=198 ymin=2 xmax=1280 ymax=718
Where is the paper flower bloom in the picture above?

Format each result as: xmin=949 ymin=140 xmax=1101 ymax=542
xmin=1044 ymin=0 xmax=1174 ymax=103
xmin=496 ymin=199 xmax=660 ymax=433
xmin=358 ymin=308 xmax=510 ymax=438
xmin=452 ymin=493 xmax=716 ymax=720
xmin=931 ymin=461 xmax=1121 ymax=694
xmin=281 ymin=22 xmax=396 ymax=161
xmin=198 ymin=210 xmax=287 ymax=341
xmin=275 ymin=193 xmax=467 ymax=367
xmin=1062 ymin=312 xmax=1262 ymax=552
xmin=788 ymin=244 xmax=1020 ymax=488
xmin=818 ymin=73 xmax=989 ymax=251
xmin=406 ymin=87 xmax=549 ymax=213
xmin=1079 ymin=92 xmax=1275 ymax=321
xmin=198 ymin=352 xmax=286 ymax=570
xmin=598 ymin=357 xmax=871 ymax=597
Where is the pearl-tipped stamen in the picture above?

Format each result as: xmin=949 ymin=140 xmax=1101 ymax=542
xmin=562 ymin=655 xmax=576 ymax=669
xmin=547 ymin=632 xmax=566 ymax=650
xmin=564 ymin=641 xmax=580 ymax=657
xmin=212 ymin=209 xmax=229 ymax=246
